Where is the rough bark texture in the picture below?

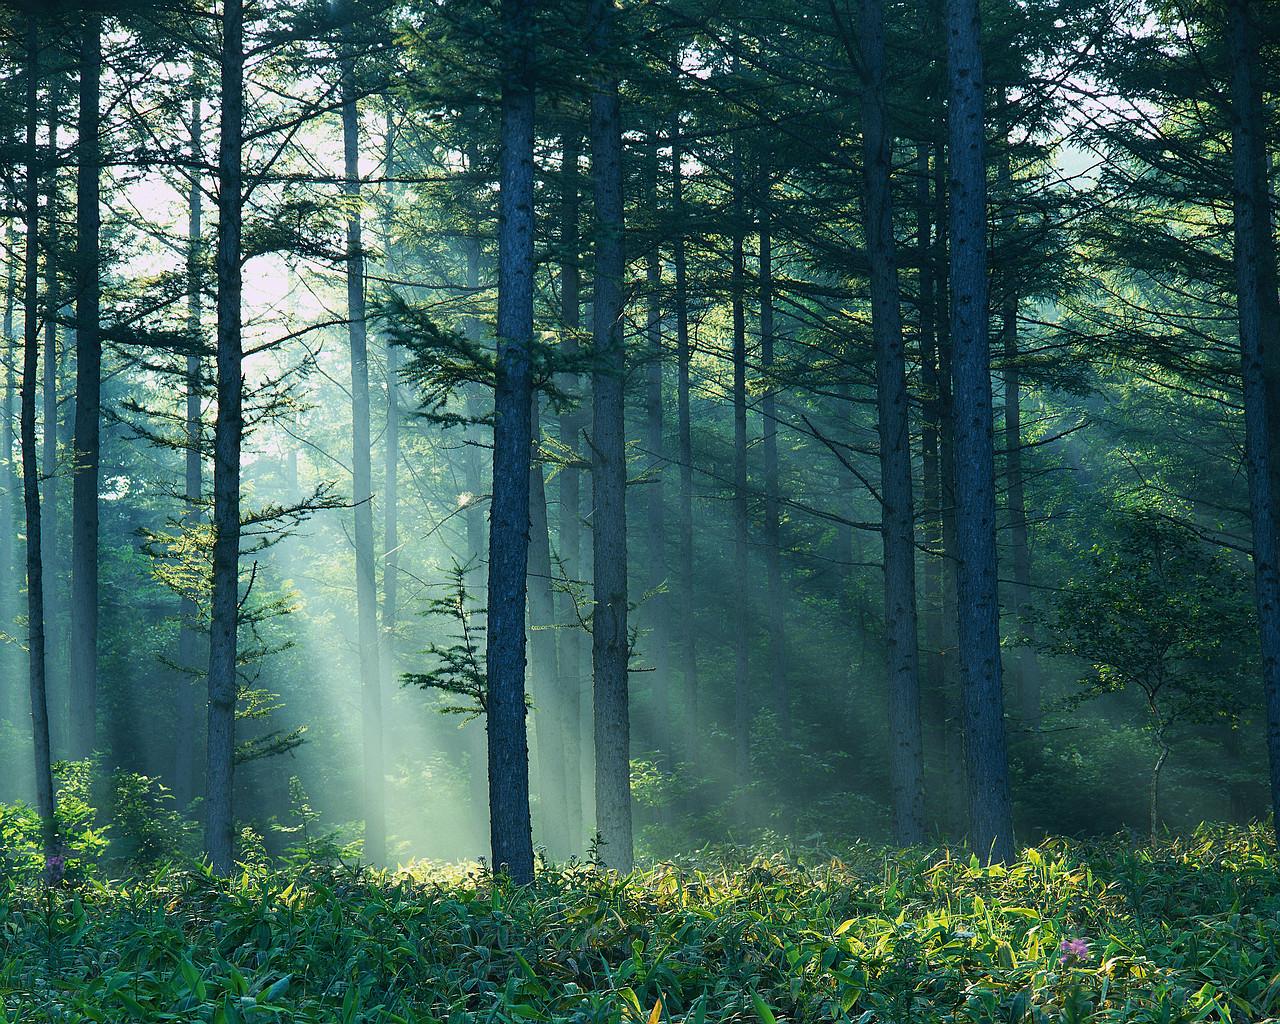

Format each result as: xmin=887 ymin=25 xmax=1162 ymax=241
xmin=1226 ymin=0 xmax=1280 ymax=847
xmin=42 ymin=72 xmax=63 ymax=753
xmin=730 ymin=138 xmax=751 ymax=789
xmin=589 ymin=0 xmax=633 ymax=873
xmin=205 ymin=0 xmax=245 ymax=875
xmin=22 ymin=14 xmax=57 ymax=862
xmin=486 ymin=0 xmax=537 ymax=884
xmin=2 ymin=223 xmax=18 ymax=729
xmin=70 ymin=13 xmax=101 ymax=761
xmin=945 ymin=0 xmax=1015 ymax=863
xmin=858 ymin=0 xmax=926 ymax=844
xmin=341 ymin=14 xmax=386 ymax=866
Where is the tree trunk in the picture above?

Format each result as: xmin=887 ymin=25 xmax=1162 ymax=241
xmin=858 ymin=0 xmax=926 ymax=844
xmin=557 ymin=129 xmax=585 ymax=849
xmin=2 ymin=222 xmax=17 ymax=730
xmin=175 ymin=79 xmax=203 ymax=808
xmin=588 ymin=0 xmax=633 ymax=873
xmin=486 ymin=0 xmax=537 ymax=884
xmin=205 ymin=0 xmax=245 ymax=875
xmin=671 ymin=110 xmax=698 ymax=761
xmin=730 ymin=136 xmax=751 ymax=790
xmin=1149 ymin=740 xmax=1169 ymax=841
xmin=42 ymin=71 xmax=64 ymax=756
xmin=22 ymin=14 xmax=56 ymax=861
xmin=759 ymin=153 xmax=788 ymax=741
xmin=1226 ymin=0 xmax=1280 ymax=849
xmin=340 ymin=11 xmax=386 ymax=866
xmin=944 ymin=0 xmax=1015 ymax=863
xmin=644 ymin=136 xmax=669 ymax=761
xmin=381 ymin=106 xmax=401 ymax=735
xmin=69 ymin=13 xmax=101 ymax=762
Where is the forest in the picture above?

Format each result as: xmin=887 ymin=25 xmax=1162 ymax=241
xmin=1 ymin=0 xmax=1280 ymax=1019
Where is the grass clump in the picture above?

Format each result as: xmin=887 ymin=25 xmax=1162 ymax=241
xmin=1 ymin=824 xmax=1276 ymax=1023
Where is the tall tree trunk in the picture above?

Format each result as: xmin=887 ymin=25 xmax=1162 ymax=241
xmin=205 ymin=0 xmax=245 ymax=875
xmin=588 ymin=0 xmax=632 ymax=873
xmin=557 ymin=129 xmax=585 ymax=849
xmin=644 ymin=135 xmax=669 ymax=761
xmin=528 ymin=399 xmax=565 ymax=853
xmin=175 ymin=79 xmax=203 ymax=808
xmin=2 ymin=222 xmax=17 ymax=729
xmin=42 ymin=72 xmax=63 ymax=755
xmin=70 ymin=12 xmax=101 ymax=761
xmin=486 ymin=0 xmax=537 ymax=884
xmin=340 ymin=11 xmax=386 ymax=866
xmin=858 ymin=0 xmax=926 ymax=844
xmin=22 ymin=14 xmax=56 ymax=862
xmin=381 ymin=106 xmax=401 ymax=731
xmin=759 ymin=153 xmax=788 ymax=740
xmin=945 ymin=0 xmax=1015 ymax=863
xmin=671 ymin=109 xmax=698 ymax=761
xmin=730 ymin=136 xmax=751 ymax=789
xmin=1227 ymin=0 xmax=1280 ymax=848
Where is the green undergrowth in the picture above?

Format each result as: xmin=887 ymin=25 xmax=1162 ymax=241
xmin=1 ymin=824 xmax=1277 ymax=1023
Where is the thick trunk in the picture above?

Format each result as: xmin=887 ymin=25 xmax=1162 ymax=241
xmin=730 ymin=139 xmax=751 ymax=788
xmin=69 ymin=14 xmax=101 ymax=761
xmin=205 ymin=0 xmax=244 ymax=875
xmin=1227 ymin=0 xmax=1280 ymax=848
xmin=858 ymin=0 xmax=926 ymax=844
xmin=945 ymin=0 xmax=1014 ymax=863
xmin=341 ymin=15 xmax=386 ymax=866
xmin=589 ymin=0 xmax=632 ymax=873
xmin=671 ymin=112 xmax=698 ymax=759
xmin=759 ymin=155 xmax=788 ymax=740
xmin=557 ymin=130 xmax=585 ymax=849
xmin=486 ymin=0 xmax=537 ymax=883
xmin=22 ymin=15 xmax=56 ymax=861
xmin=175 ymin=80 xmax=203 ymax=808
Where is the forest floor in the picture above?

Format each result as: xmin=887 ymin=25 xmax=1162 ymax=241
xmin=1 ymin=825 xmax=1277 ymax=1023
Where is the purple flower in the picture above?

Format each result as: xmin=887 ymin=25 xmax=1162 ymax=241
xmin=1059 ymin=937 xmax=1089 ymax=966
xmin=45 ymin=854 xmax=66 ymax=883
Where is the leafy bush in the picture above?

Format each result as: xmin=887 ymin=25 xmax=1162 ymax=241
xmin=0 ymin=824 xmax=1276 ymax=1022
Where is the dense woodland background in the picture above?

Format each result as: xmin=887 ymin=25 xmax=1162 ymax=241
xmin=1 ymin=0 xmax=1278 ymax=881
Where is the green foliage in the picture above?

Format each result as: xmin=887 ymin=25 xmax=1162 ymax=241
xmin=0 ymin=827 xmax=1277 ymax=1021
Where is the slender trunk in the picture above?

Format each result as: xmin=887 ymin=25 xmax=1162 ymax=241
xmin=463 ymin=236 xmax=487 ymax=576
xmin=644 ymin=136 xmax=669 ymax=761
xmin=22 ymin=14 xmax=56 ymax=861
xmin=859 ymin=0 xmax=926 ymax=844
xmin=486 ymin=0 xmax=537 ymax=883
xmin=945 ymin=0 xmax=1015 ymax=863
xmin=1227 ymin=0 xmax=1280 ymax=847
xmin=730 ymin=136 xmax=751 ymax=789
xmin=671 ymin=110 xmax=698 ymax=760
xmin=528 ymin=399 xmax=565 ymax=853
xmin=42 ymin=72 xmax=62 ymax=755
xmin=557 ymin=130 xmax=585 ymax=849
xmin=205 ymin=0 xmax=245 ymax=875
xmin=340 ymin=13 xmax=386 ymax=866
xmin=1149 ymin=739 xmax=1169 ymax=842
xmin=589 ymin=0 xmax=632 ymax=872
xmin=69 ymin=13 xmax=101 ymax=761
xmin=2 ymin=223 xmax=17 ymax=729
xmin=175 ymin=80 xmax=203 ymax=808
xmin=759 ymin=154 xmax=788 ymax=740
xmin=381 ymin=107 xmax=401 ymax=720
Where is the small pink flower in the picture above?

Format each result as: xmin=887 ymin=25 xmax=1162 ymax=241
xmin=1059 ymin=937 xmax=1089 ymax=965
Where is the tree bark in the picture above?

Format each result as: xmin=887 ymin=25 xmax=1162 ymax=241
xmin=381 ymin=106 xmax=401 ymax=730
xmin=2 ymin=223 xmax=17 ymax=729
xmin=557 ymin=129 xmax=585 ymax=849
xmin=42 ymin=71 xmax=63 ymax=754
xmin=340 ymin=10 xmax=386 ymax=866
xmin=205 ymin=0 xmax=245 ymax=875
xmin=858 ymin=0 xmax=926 ymax=844
xmin=22 ymin=13 xmax=56 ymax=860
xmin=175 ymin=78 xmax=203 ymax=808
xmin=1226 ymin=0 xmax=1280 ymax=848
xmin=69 ymin=12 xmax=101 ymax=761
xmin=588 ymin=0 xmax=633 ymax=873
xmin=486 ymin=0 xmax=537 ymax=883
xmin=759 ymin=152 xmax=788 ymax=740
xmin=945 ymin=0 xmax=1015 ymax=863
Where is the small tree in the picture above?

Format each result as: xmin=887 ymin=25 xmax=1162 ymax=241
xmin=1038 ymin=513 xmax=1254 ymax=838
